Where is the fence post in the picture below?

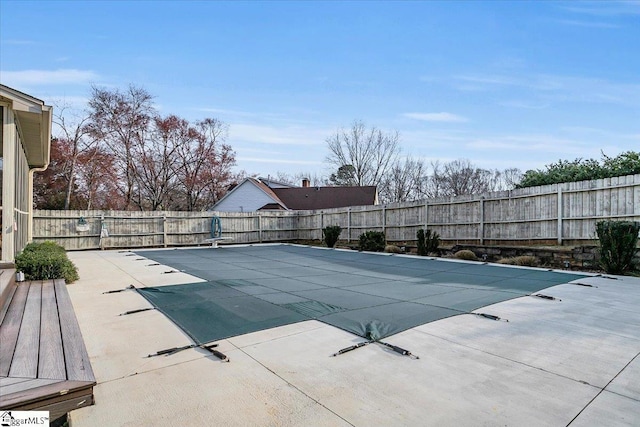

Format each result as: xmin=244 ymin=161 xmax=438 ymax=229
xmin=258 ymin=213 xmax=263 ymax=243
xmin=99 ymin=213 xmax=105 ymax=250
xmin=162 ymin=214 xmax=167 ymax=248
xmin=424 ymin=201 xmax=429 ymax=230
xmin=557 ymin=187 xmax=563 ymax=245
xmin=382 ymin=205 xmax=386 ymax=234
xmin=320 ymin=211 xmax=324 ymax=241
xmin=479 ymin=197 xmax=485 ymax=245
xmin=347 ymin=208 xmax=351 ymax=243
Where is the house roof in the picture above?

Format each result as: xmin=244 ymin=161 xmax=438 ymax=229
xmin=258 ymin=177 xmax=296 ymax=188
xmin=0 ymin=84 xmax=52 ymax=168
xmin=272 ymin=186 xmax=377 ymax=210
xmin=258 ymin=202 xmax=287 ymax=211
xmin=211 ymin=177 xmax=288 ymax=211
xmin=212 ymin=177 xmax=377 ymax=211
xmin=249 ymin=178 xmax=288 ymax=208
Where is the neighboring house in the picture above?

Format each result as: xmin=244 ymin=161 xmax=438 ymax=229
xmin=0 ymin=85 xmax=52 ymax=261
xmin=212 ymin=177 xmax=378 ymax=212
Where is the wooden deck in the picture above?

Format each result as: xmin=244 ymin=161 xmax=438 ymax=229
xmin=0 ymin=277 xmax=95 ymax=420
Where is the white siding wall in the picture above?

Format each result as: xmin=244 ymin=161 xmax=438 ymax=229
xmin=213 ymin=181 xmax=279 ymax=212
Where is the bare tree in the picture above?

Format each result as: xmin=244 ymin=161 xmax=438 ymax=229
xmin=326 ymin=120 xmax=400 ymax=187
xmin=271 ymin=171 xmax=328 ymax=187
xmin=174 ymin=117 xmax=237 ymax=210
xmin=424 ymin=159 xmax=514 ymax=197
xmin=500 ymin=167 xmax=523 ymax=189
xmin=87 ymin=85 xmax=155 ymax=210
xmin=76 ymin=146 xmax=121 ymax=209
xmin=379 ymin=157 xmax=427 ymax=203
xmin=52 ymin=102 xmax=94 ymax=209
xmin=134 ymin=115 xmax=184 ymax=210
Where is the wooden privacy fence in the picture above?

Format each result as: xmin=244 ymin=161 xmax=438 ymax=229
xmin=33 ymin=174 xmax=640 ymax=250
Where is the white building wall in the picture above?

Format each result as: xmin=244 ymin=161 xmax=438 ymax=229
xmin=213 ymin=181 xmax=279 ymax=212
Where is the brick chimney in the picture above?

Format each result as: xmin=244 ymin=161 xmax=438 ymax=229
xmin=302 ymin=178 xmax=310 ymax=187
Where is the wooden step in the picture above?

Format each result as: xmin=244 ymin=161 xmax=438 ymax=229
xmin=0 ymin=267 xmax=17 ymax=324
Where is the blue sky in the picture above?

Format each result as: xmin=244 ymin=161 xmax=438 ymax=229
xmin=1 ymin=0 xmax=639 ymax=179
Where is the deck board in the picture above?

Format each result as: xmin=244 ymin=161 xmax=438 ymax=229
xmin=55 ymin=279 xmax=95 ymax=382
xmin=0 ymin=376 xmax=31 ymax=387
xmin=0 ymin=283 xmax=29 ymax=376
xmin=0 ymin=269 xmax=17 ymax=325
xmin=8 ymin=282 xmax=42 ymax=378
xmin=0 ymin=280 xmax=95 ymax=416
xmin=0 ymin=379 xmax=93 ymax=408
xmin=0 ymin=378 xmax=63 ymax=395
xmin=39 ymin=281 xmax=66 ymax=379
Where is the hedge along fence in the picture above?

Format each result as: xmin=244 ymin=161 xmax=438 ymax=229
xmin=33 ymin=174 xmax=640 ymax=251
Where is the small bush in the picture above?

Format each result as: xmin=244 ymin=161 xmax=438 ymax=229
xmin=384 ymin=245 xmax=402 ymax=254
xmin=22 ymin=240 xmax=67 ymax=254
xmin=322 ymin=225 xmax=342 ymax=248
xmin=417 ymin=229 xmax=426 ymax=256
xmin=417 ymin=229 xmax=440 ymax=256
xmin=359 ymin=231 xmax=386 ymax=252
xmin=15 ymin=241 xmax=79 ymax=283
xmin=596 ymin=220 xmax=640 ymax=274
xmin=454 ymin=249 xmax=478 ymax=261
xmin=497 ymin=256 xmax=540 ymax=267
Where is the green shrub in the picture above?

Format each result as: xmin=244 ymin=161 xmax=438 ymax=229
xmin=322 ymin=225 xmax=342 ymax=248
xmin=15 ymin=241 xmax=79 ymax=283
xmin=454 ymin=249 xmax=478 ymax=261
xmin=497 ymin=256 xmax=540 ymax=267
xmin=384 ymin=244 xmax=402 ymax=254
xmin=417 ymin=229 xmax=426 ymax=256
xmin=359 ymin=231 xmax=386 ymax=252
xmin=417 ymin=229 xmax=440 ymax=256
xmin=596 ymin=220 xmax=640 ymax=274
xmin=22 ymin=240 xmax=67 ymax=254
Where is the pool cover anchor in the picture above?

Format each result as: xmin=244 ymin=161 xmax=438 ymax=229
xmin=472 ymin=312 xmax=509 ymax=322
xmin=331 ymin=341 xmax=372 ymax=357
xmin=571 ymin=282 xmax=598 ymax=288
xmin=147 ymin=343 xmax=229 ymax=362
xmin=531 ymin=293 xmax=561 ymax=301
xmin=103 ymin=284 xmax=136 ymax=294
xmin=331 ymin=340 xmax=419 ymax=360
xmin=120 ymin=307 xmax=155 ymax=316
xmin=378 ymin=341 xmax=420 ymax=359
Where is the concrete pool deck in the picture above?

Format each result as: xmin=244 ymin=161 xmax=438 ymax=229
xmin=66 ymin=247 xmax=640 ymax=426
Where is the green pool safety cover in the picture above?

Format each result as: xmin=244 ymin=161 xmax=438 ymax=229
xmin=135 ymin=245 xmax=588 ymax=344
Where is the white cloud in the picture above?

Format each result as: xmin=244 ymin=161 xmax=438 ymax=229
xmin=403 ymin=112 xmax=469 ymax=123
xmin=0 ymin=69 xmax=99 ymax=86
xmin=452 ymin=73 xmax=640 ymax=107
xmin=554 ymin=19 xmax=620 ymax=29
xmin=561 ymin=2 xmax=640 ymax=17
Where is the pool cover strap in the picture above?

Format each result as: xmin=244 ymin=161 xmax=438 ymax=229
xmin=147 ymin=342 xmax=229 ymax=361
xmin=103 ymin=284 xmax=136 ymax=294
xmin=331 ymin=340 xmax=419 ymax=359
